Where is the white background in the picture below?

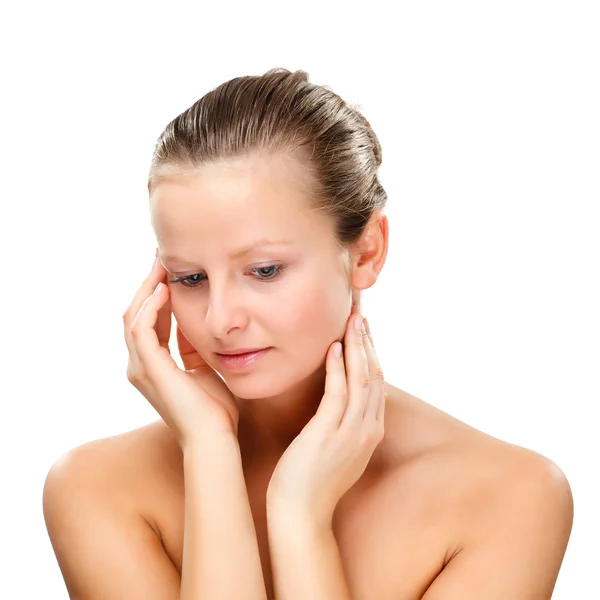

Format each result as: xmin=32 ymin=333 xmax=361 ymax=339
xmin=1 ymin=1 xmax=597 ymax=598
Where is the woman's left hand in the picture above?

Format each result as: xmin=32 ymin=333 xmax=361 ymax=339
xmin=266 ymin=305 xmax=387 ymax=529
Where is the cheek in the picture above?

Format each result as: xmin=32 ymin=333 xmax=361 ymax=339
xmin=278 ymin=283 xmax=347 ymax=341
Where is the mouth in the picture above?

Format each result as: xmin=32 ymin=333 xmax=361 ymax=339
xmin=216 ymin=348 xmax=268 ymax=356
xmin=215 ymin=347 xmax=272 ymax=370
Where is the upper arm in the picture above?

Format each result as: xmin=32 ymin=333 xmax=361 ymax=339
xmin=422 ymin=454 xmax=574 ymax=599
xmin=43 ymin=446 xmax=181 ymax=600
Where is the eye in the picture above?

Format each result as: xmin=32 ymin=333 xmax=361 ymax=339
xmin=168 ymin=264 xmax=287 ymax=289
xmin=253 ymin=265 xmax=281 ymax=279
xmin=168 ymin=273 xmax=206 ymax=288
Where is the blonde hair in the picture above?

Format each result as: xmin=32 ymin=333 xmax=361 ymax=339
xmin=147 ymin=67 xmax=387 ymax=257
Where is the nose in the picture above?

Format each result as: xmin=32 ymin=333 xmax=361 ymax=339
xmin=204 ymin=282 xmax=249 ymax=338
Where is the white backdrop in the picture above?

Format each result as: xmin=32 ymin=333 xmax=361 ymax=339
xmin=1 ymin=1 xmax=597 ymax=598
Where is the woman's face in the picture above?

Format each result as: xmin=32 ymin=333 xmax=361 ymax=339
xmin=149 ymin=151 xmax=353 ymax=399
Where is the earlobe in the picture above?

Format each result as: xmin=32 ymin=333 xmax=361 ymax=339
xmin=352 ymin=264 xmax=379 ymax=293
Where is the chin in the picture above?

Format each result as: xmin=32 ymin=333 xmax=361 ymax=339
xmin=222 ymin=377 xmax=286 ymax=401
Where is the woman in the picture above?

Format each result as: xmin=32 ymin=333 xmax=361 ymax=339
xmin=43 ymin=68 xmax=573 ymax=599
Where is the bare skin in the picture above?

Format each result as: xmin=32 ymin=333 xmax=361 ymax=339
xmin=46 ymin=152 xmax=571 ymax=598
xmin=88 ymin=382 xmax=556 ymax=600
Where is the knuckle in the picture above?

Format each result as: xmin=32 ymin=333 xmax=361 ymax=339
xmin=333 ymin=390 xmax=347 ymax=403
xmin=361 ymin=373 xmax=370 ymax=389
xmin=360 ymin=427 xmax=379 ymax=446
xmin=375 ymin=366 xmax=385 ymax=380
xmin=126 ymin=366 xmax=137 ymax=384
xmin=365 ymin=424 xmax=384 ymax=444
xmin=128 ymin=365 xmax=148 ymax=384
xmin=365 ymin=430 xmax=378 ymax=444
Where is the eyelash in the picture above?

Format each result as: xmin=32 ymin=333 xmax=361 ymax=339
xmin=167 ymin=264 xmax=287 ymax=289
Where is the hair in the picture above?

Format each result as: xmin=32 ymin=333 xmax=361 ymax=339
xmin=147 ymin=67 xmax=387 ymax=258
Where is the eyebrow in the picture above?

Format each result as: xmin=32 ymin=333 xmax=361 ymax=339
xmin=162 ymin=239 xmax=295 ymax=265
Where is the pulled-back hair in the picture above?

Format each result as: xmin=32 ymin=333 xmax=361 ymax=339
xmin=147 ymin=68 xmax=387 ymax=252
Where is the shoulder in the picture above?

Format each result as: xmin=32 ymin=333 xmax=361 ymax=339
xmin=42 ymin=422 xmax=183 ymax=597
xmin=436 ymin=437 xmax=573 ymax=535
xmin=457 ymin=440 xmax=573 ymax=544
xmin=414 ymin=441 xmax=573 ymax=597
xmin=44 ymin=420 xmax=178 ymax=536
xmin=380 ymin=386 xmax=573 ymax=563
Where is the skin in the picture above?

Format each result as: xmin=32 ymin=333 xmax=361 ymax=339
xmin=44 ymin=148 xmax=573 ymax=599
xmin=149 ymin=149 xmax=387 ymax=466
xmin=145 ymin=149 xmax=570 ymax=598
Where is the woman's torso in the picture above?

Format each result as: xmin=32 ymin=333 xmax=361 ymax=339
xmin=96 ymin=384 xmax=533 ymax=600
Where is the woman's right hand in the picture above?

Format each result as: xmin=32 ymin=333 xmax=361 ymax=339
xmin=123 ymin=250 xmax=240 ymax=448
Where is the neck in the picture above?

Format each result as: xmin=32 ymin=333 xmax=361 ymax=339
xmin=235 ymin=360 xmax=328 ymax=466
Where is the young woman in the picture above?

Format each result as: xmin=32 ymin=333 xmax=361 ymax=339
xmin=43 ymin=68 xmax=573 ymax=600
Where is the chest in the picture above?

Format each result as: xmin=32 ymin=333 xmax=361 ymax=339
xmin=153 ymin=465 xmax=448 ymax=600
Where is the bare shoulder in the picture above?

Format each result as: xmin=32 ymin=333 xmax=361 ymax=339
xmin=42 ymin=422 xmax=184 ymax=597
xmin=46 ymin=420 xmax=181 ymax=537
xmin=380 ymin=384 xmax=573 ymax=572
xmin=381 ymin=382 xmax=571 ymax=480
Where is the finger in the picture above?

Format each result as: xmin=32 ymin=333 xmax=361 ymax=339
xmin=361 ymin=318 xmax=385 ymax=423
xmin=177 ymin=325 xmax=209 ymax=372
xmin=377 ymin=388 xmax=387 ymax=424
xmin=123 ymin=254 xmax=167 ymax=348
xmin=129 ymin=281 xmax=171 ymax=376
xmin=339 ymin=313 xmax=370 ymax=430
xmin=123 ymin=251 xmax=167 ymax=329
xmin=155 ymin=279 xmax=172 ymax=350
xmin=314 ymin=340 xmax=348 ymax=432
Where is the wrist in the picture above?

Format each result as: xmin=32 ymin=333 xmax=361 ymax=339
xmin=267 ymin=498 xmax=332 ymax=533
xmin=181 ymin=431 xmax=241 ymax=458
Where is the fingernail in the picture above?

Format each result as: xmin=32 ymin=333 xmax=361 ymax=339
xmin=354 ymin=315 xmax=363 ymax=331
xmin=363 ymin=317 xmax=370 ymax=336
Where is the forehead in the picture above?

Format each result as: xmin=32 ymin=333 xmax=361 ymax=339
xmin=149 ymin=152 xmax=333 ymax=251
xmin=151 ymin=151 xmax=313 ymax=205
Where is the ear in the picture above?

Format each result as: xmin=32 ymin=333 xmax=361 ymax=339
xmin=348 ymin=210 xmax=389 ymax=292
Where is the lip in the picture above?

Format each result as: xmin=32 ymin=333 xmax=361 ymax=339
xmin=216 ymin=348 xmax=271 ymax=370
xmin=217 ymin=347 xmax=267 ymax=355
